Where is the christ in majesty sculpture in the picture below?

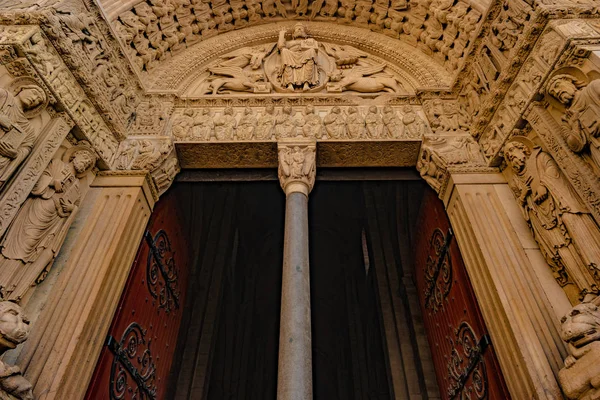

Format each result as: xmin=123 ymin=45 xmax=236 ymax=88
xmin=277 ymin=23 xmax=319 ymax=91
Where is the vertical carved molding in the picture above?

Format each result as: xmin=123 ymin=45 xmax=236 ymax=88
xmin=445 ymin=175 xmax=567 ymax=399
xmin=14 ymin=173 xmax=156 ymax=400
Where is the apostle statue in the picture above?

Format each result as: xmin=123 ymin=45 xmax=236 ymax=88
xmin=546 ymin=74 xmax=600 ymax=173
xmin=0 ymin=142 xmax=98 ymax=301
xmin=504 ymin=138 xmax=600 ymax=301
xmin=0 ymin=302 xmax=32 ymax=400
xmin=277 ymin=23 xmax=319 ymax=91
xmin=0 ymin=80 xmax=47 ymax=187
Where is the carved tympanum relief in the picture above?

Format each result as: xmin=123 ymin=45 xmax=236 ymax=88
xmin=277 ymin=141 xmax=316 ymax=193
xmin=0 ymin=301 xmax=32 ymax=400
xmin=168 ymin=104 xmax=427 ymax=140
xmin=0 ymin=141 xmax=97 ymax=301
xmin=559 ymin=295 xmax=600 ymax=400
xmin=504 ymin=137 xmax=600 ymax=303
xmin=110 ymin=0 xmax=484 ymax=75
xmin=186 ymin=23 xmax=406 ymax=95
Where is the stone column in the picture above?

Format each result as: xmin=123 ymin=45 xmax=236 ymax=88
xmin=14 ymin=172 xmax=157 ymax=400
xmin=277 ymin=141 xmax=316 ymax=400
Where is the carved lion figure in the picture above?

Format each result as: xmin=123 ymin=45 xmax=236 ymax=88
xmin=559 ymin=296 xmax=600 ymax=400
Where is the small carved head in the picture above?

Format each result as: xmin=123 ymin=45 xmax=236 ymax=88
xmin=560 ymin=298 xmax=600 ymax=349
xmin=183 ymin=109 xmax=195 ymax=117
xmin=244 ymin=107 xmax=253 ymax=115
xmin=283 ymin=104 xmax=292 ymax=115
xmin=402 ymin=105 xmax=413 ymax=113
xmin=504 ymin=140 xmax=530 ymax=174
xmin=348 ymin=106 xmax=358 ymax=114
xmin=369 ymin=106 xmax=378 ymax=114
xmin=68 ymin=142 xmax=98 ymax=177
xmin=383 ymin=106 xmax=393 ymax=114
xmin=224 ymin=107 xmax=234 ymax=116
xmin=15 ymin=85 xmax=46 ymax=111
xmin=546 ymin=74 xmax=586 ymax=106
xmin=292 ymin=23 xmax=308 ymax=39
xmin=0 ymin=302 xmax=29 ymax=349
xmin=304 ymin=104 xmax=314 ymax=114
xmin=265 ymin=104 xmax=275 ymax=114
xmin=331 ymin=106 xmax=341 ymax=114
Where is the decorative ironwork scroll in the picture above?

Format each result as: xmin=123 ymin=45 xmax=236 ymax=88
xmin=424 ymin=227 xmax=454 ymax=312
xmin=145 ymin=230 xmax=180 ymax=314
xmin=447 ymin=321 xmax=489 ymax=400
xmin=107 ymin=322 xmax=157 ymax=400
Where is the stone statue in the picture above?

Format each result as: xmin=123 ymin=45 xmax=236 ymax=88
xmin=402 ymin=105 xmax=425 ymax=138
xmin=346 ymin=106 xmax=365 ymax=139
xmin=0 ymin=302 xmax=32 ymax=400
xmin=323 ymin=106 xmax=346 ymax=139
xmin=301 ymin=105 xmax=323 ymax=139
xmin=504 ymin=139 xmax=600 ymax=298
xmin=365 ymin=106 xmax=384 ymax=139
xmin=277 ymin=24 xmax=319 ymax=91
xmin=214 ymin=107 xmax=237 ymax=140
xmin=172 ymin=109 xmax=195 ymax=141
xmin=255 ymin=105 xmax=275 ymax=140
xmin=237 ymin=107 xmax=257 ymax=140
xmin=0 ymin=142 xmax=97 ymax=301
xmin=0 ymin=81 xmax=47 ymax=187
xmin=192 ymin=108 xmax=214 ymax=141
xmin=275 ymin=105 xmax=295 ymax=139
xmin=546 ymin=75 xmax=600 ymax=173
xmin=382 ymin=106 xmax=404 ymax=138
xmin=417 ymin=146 xmax=444 ymax=193
xmin=558 ymin=296 xmax=600 ymax=400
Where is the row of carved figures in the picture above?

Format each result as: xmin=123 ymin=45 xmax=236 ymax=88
xmin=116 ymin=0 xmax=482 ymax=71
xmin=171 ymin=104 xmax=427 ymax=141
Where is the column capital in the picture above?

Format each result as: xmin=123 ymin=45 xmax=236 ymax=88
xmin=277 ymin=140 xmax=317 ymax=196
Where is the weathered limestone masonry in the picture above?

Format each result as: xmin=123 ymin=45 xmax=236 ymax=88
xmin=0 ymin=0 xmax=596 ymax=398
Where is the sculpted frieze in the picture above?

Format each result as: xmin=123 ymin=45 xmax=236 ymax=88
xmin=168 ymin=104 xmax=429 ymax=141
xmin=504 ymin=136 xmax=600 ymax=302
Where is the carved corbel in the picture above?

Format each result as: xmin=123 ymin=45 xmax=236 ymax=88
xmin=277 ymin=140 xmax=316 ymax=196
xmin=417 ymin=134 xmax=495 ymax=198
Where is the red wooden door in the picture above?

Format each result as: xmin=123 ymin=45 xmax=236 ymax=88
xmin=86 ymin=187 xmax=191 ymax=400
xmin=414 ymin=190 xmax=511 ymax=400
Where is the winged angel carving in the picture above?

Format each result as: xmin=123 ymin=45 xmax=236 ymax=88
xmin=196 ymin=23 xmax=405 ymax=95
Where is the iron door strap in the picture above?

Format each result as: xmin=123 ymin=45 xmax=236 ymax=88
xmin=106 ymin=322 xmax=157 ymax=400
xmin=424 ymin=227 xmax=454 ymax=311
xmin=145 ymin=229 xmax=180 ymax=314
xmin=447 ymin=321 xmax=490 ymax=400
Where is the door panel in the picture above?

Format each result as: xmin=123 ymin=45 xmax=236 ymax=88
xmin=414 ymin=190 xmax=511 ymax=400
xmin=85 ymin=187 xmax=192 ymax=400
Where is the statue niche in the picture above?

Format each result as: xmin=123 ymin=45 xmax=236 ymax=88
xmin=192 ymin=23 xmax=406 ymax=96
xmin=0 ymin=142 xmax=97 ymax=301
xmin=0 ymin=78 xmax=48 ymax=188
xmin=504 ymin=137 xmax=600 ymax=303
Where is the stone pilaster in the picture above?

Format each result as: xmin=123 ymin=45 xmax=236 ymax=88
xmin=277 ymin=141 xmax=315 ymax=400
xmin=14 ymin=172 xmax=157 ymax=400
xmin=442 ymin=173 xmax=569 ymax=400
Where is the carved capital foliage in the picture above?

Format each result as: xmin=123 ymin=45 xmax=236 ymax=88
xmin=417 ymin=134 xmax=495 ymax=198
xmin=277 ymin=140 xmax=316 ymax=195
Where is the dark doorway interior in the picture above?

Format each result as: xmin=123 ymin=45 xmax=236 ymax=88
xmin=167 ymin=179 xmax=432 ymax=400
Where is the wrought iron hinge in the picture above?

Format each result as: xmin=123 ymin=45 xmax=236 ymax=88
xmin=448 ymin=325 xmax=490 ymax=399
xmin=145 ymin=230 xmax=180 ymax=312
xmin=424 ymin=227 xmax=454 ymax=308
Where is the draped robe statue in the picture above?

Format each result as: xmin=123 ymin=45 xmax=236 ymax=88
xmin=0 ymin=84 xmax=46 ymax=187
xmin=0 ymin=143 xmax=97 ymax=300
xmin=277 ymin=24 xmax=319 ymax=91
xmin=505 ymin=139 xmax=600 ymax=300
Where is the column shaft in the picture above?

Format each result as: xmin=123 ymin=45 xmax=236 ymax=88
xmin=278 ymin=191 xmax=312 ymax=400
